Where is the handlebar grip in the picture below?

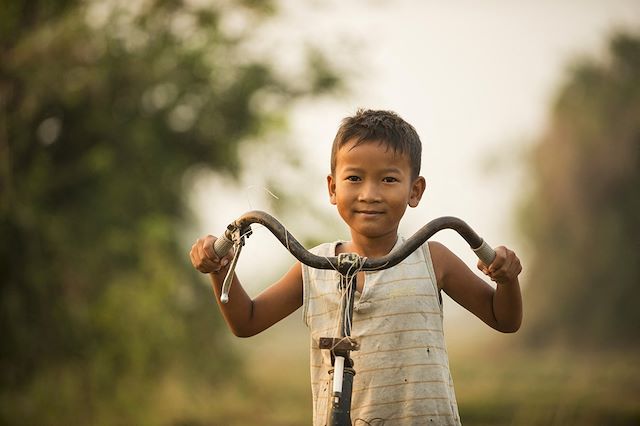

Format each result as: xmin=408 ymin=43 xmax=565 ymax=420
xmin=473 ymin=240 xmax=496 ymax=266
xmin=213 ymin=233 xmax=233 ymax=258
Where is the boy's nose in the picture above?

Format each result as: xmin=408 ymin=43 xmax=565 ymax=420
xmin=358 ymin=182 xmax=382 ymax=202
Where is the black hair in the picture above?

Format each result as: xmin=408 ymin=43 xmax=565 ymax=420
xmin=330 ymin=109 xmax=422 ymax=179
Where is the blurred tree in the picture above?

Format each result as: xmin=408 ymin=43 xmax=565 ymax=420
xmin=0 ymin=0 xmax=341 ymax=424
xmin=518 ymin=32 xmax=640 ymax=350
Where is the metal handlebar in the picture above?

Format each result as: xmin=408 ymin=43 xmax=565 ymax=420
xmin=213 ymin=209 xmax=497 ymax=425
xmin=214 ymin=210 xmax=496 ymax=303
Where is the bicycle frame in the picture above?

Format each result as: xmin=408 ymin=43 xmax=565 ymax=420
xmin=213 ymin=210 xmax=495 ymax=425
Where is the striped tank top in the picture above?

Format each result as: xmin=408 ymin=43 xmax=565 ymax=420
xmin=301 ymin=238 xmax=461 ymax=425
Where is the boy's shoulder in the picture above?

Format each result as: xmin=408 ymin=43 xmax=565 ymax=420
xmin=426 ymin=240 xmax=447 ymax=256
xmin=426 ymin=240 xmax=450 ymax=285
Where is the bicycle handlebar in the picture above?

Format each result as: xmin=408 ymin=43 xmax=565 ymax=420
xmin=214 ymin=210 xmax=496 ymax=303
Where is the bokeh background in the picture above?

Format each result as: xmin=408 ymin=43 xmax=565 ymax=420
xmin=1 ymin=0 xmax=639 ymax=424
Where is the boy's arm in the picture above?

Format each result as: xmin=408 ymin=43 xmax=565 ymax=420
xmin=191 ymin=235 xmax=303 ymax=337
xmin=428 ymin=241 xmax=522 ymax=333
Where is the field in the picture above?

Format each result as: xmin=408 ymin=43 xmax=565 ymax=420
xmin=168 ymin=315 xmax=640 ymax=425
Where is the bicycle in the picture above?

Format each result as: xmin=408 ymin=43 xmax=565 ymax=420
xmin=212 ymin=210 xmax=496 ymax=426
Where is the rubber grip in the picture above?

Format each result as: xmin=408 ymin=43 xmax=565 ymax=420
xmin=473 ymin=240 xmax=496 ymax=266
xmin=213 ymin=234 xmax=233 ymax=258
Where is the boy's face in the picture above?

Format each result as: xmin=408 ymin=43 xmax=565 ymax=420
xmin=327 ymin=139 xmax=425 ymax=243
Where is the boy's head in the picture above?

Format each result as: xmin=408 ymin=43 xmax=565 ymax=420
xmin=330 ymin=109 xmax=422 ymax=179
xmin=327 ymin=109 xmax=427 ymax=243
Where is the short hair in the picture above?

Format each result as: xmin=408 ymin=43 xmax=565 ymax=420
xmin=330 ymin=109 xmax=422 ymax=179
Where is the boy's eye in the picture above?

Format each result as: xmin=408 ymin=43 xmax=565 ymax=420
xmin=346 ymin=176 xmax=361 ymax=182
xmin=382 ymin=177 xmax=399 ymax=183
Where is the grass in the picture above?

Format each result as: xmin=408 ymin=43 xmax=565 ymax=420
xmin=451 ymin=347 xmax=640 ymax=425
xmin=163 ymin=316 xmax=640 ymax=425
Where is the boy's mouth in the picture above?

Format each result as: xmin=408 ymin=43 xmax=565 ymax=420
xmin=356 ymin=210 xmax=384 ymax=215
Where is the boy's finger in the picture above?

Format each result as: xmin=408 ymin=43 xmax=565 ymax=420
xmin=189 ymin=248 xmax=198 ymax=268
xmin=203 ymin=236 xmax=217 ymax=259
xmin=497 ymin=253 xmax=512 ymax=272
xmin=197 ymin=242 xmax=211 ymax=264
xmin=190 ymin=242 xmax=206 ymax=267
xmin=477 ymin=261 xmax=492 ymax=277
xmin=200 ymin=258 xmax=219 ymax=272
xmin=503 ymin=249 xmax=519 ymax=274
xmin=488 ymin=246 xmax=507 ymax=272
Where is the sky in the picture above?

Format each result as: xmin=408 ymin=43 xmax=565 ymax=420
xmin=193 ymin=0 xmax=640 ymax=326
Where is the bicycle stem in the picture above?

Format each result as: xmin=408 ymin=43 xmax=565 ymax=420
xmin=327 ymin=257 xmax=360 ymax=425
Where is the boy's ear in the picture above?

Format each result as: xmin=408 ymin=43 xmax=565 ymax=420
xmin=409 ymin=176 xmax=426 ymax=208
xmin=327 ymin=174 xmax=337 ymax=205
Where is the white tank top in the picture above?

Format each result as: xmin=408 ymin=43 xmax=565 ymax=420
xmin=302 ymin=238 xmax=461 ymax=425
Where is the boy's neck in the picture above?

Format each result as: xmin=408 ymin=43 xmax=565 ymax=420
xmin=338 ymin=232 xmax=399 ymax=259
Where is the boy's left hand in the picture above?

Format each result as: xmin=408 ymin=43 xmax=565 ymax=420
xmin=478 ymin=246 xmax=522 ymax=285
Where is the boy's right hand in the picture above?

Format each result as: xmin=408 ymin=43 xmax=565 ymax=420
xmin=189 ymin=235 xmax=232 ymax=274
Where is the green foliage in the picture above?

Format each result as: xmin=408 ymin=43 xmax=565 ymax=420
xmin=518 ymin=32 xmax=640 ymax=349
xmin=0 ymin=0 xmax=340 ymax=423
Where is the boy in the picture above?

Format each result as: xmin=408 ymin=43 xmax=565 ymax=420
xmin=190 ymin=109 xmax=522 ymax=425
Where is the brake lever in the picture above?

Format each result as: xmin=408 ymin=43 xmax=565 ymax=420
xmin=219 ymin=225 xmax=251 ymax=304
xmin=220 ymin=242 xmax=242 ymax=303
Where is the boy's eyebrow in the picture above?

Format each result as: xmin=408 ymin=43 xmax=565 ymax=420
xmin=341 ymin=166 xmax=404 ymax=174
